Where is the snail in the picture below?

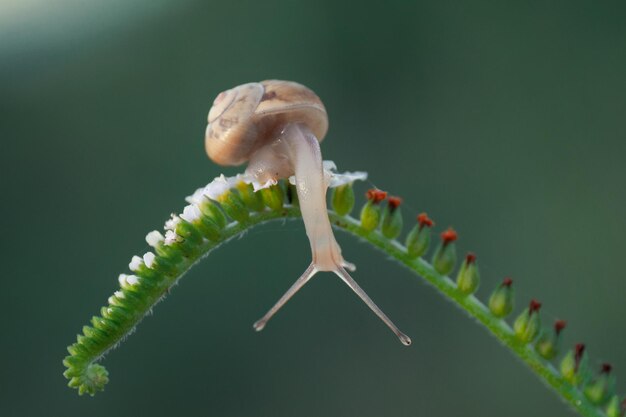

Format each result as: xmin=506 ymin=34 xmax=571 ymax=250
xmin=205 ymin=80 xmax=411 ymax=346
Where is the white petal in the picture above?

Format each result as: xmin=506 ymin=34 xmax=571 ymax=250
xmin=145 ymin=230 xmax=164 ymax=247
xmin=126 ymin=275 xmax=140 ymax=286
xmin=165 ymin=215 xmax=180 ymax=231
xmin=323 ymin=160 xmax=338 ymax=171
xmin=251 ymin=178 xmax=278 ymax=191
xmin=180 ymin=204 xmax=202 ymax=223
xmin=204 ymin=174 xmax=236 ymax=200
xmin=129 ymin=256 xmax=143 ymax=272
xmin=118 ymin=273 xmax=128 ymax=287
xmin=328 ymin=170 xmax=368 ymax=188
xmin=164 ymin=230 xmax=179 ymax=245
xmin=143 ymin=252 xmax=156 ymax=269
xmin=185 ymin=187 xmax=207 ymax=205
xmin=286 ymin=161 xmax=366 ymax=188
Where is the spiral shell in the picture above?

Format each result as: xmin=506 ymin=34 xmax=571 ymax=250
xmin=205 ymin=80 xmax=328 ymax=166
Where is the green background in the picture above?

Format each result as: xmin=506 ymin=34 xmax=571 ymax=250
xmin=1 ymin=1 xmax=625 ymax=416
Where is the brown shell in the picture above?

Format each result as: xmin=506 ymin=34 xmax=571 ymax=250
xmin=205 ymin=80 xmax=328 ymax=166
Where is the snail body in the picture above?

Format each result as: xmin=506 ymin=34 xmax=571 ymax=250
xmin=205 ymin=80 xmax=410 ymax=345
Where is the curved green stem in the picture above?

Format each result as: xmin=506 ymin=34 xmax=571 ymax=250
xmin=328 ymin=212 xmax=604 ymax=417
xmin=64 ymin=199 xmax=611 ymax=416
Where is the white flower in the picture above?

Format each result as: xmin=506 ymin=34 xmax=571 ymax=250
xmin=119 ymin=274 xmax=140 ymax=287
xmin=126 ymin=275 xmax=140 ymax=286
xmin=108 ymin=290 xmax=125 ymax=305
xmin=145 ymin=230 xmax=164 ymax=247
xmin=203 ymin=174 xmax=239 ymax=200
xmin=143 ymin=252 xmax=156 ymax=269
xmin=165 ymin=214 xmax=180 ymax=231
xmin=328 ymin=170 xmax=368 ymax=188
xmin=118 ymin=273 xmax=130 ymax=287
xmin=191 ymin=162 xmax=367 ymax=205
xmin=180 ymin=204 xmax=202 ymax=223
xmin=185 ymin=187 xmax=207 ymax=205
xmin=129 ymin=256 xmax=143 ymax=272
xmin=285 ymin=161 xmax=367 ymax=188
xmin=164 ymin=230 xmax=180 ymax=246
xmin=323 ymin=160 xmax=338 ymax=171
xmin=249 ymin=178 xmax=278 ymax=191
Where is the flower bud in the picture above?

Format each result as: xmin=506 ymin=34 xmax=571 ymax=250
xmin=381 ymin=196 xmax=403 ymax=239
xmin=431 ymin=228 xmax=457 ymax=275
xmin=605 ymin=395 xmax=625 ymax=417
xmin=197 ymin=199 xmax=227 ymax=228
xmin=217 ymin=190 xmax=249 ymax=223
xmin=128 ymin=253 xmax=161 ymax=280
xmin=196 ymin=217 xmax=222 ymax=241
xmin=153 ymin=239 xmax=183 ymax=264
xmin=175 ymin=220 xmax=203 ymax=245
xmin=535 ymin=319 xmax=566 ymax=360
xmin=456 ymin=252 xmax=480 ymax=295
xmin=584 ymin=364 xmax=616 ymax=405
xmin=513 ymin=299 xmax=542 ymax=343
xmin=332 ymin=183 xmax=355 ymax=216
xmin=260 ymin=184 xmax=284 ymax=211
xmin=488 ymin=277 xmax=515 ymax=318
xmin=405 ymin=213 xmax=434 ymax=258
xmin=167 ymin=220 xmax=203 ymax=258
xmin=560 ymin=343 xmax=590 ymax=386
xmin=360 ymin=189 xmax=387 ymax=232
xmin=236 ymin=182 xmax=264 ymax=212
xmin=180 ymin=204 xmax=221 ymax=241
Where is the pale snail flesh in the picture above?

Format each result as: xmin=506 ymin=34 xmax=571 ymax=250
xmin=205 ymin=80 xmax=411 ymax=346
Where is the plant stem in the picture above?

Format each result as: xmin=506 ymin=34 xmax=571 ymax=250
xmin=328 ymin=212 xmax=603 ymax=417
xmin=64 ymin=205 xmax=609 ymax=416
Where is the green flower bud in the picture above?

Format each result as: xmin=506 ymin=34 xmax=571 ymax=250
xmin=171 ymin=220 xmax=203 ymax=258
xmin=535 ymin=319 xmax=566 ymax=360
xmin=260 ymin=184 xmax=284 ymax=211
xmin=360 ymin=201 xmax=380 ymax=232
xmin=179 ymin=204 xmax=221 ymax=242
xmin=560 ymin=343 xmax=590 ymax=386
xmin=196 ymin=217 xmax=222 ymax=241
xmin=82 ymin=325 xmax=106 ymax=343
xmin=360 ymin=189 xmax=387 ymax=232
xmin=605 ymin=395 xmax=625 ymax=417
xmin=332 ymin=183 xmax=355 ymax=216
xmin=513 ymin=299 xmax=542 ymax=343
xmin=456 ymin=252 xmax=480 ymax=295
xmin=488 ymin=277 xmax=515 ymax=318
xmin=431 ymin=228 xmax=457 ymax=275
xmin=405 ymin=213 xmax=434 ymax=258
xmin=71 ymin=363 xmax=108 ymax=396
xmin=381 ymin=196 xmax=403 ymax=239
xmin=198 ymin=199 xmax=227 ymax=229
xmin=102 ymin=305 xmax=132 ymax=323
xmin=217 ymin=190 xmax=249 ymax=223
xmin=175 ymin=220 xmax=203 ymax=245
xmin=236 ymin=182 xmax=264 ymax=212
xmin=584 ymin=364 xmax=616 ymax=405
xmin=153 ymin=241 xmax=183 ymax=264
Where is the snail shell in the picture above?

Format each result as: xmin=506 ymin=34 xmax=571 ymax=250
xmin=205 ymin=80 xmax=328 ymax=166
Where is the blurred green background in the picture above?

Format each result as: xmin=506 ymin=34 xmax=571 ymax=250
xmin=1 ymin=1 xmax=625 ymax=416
